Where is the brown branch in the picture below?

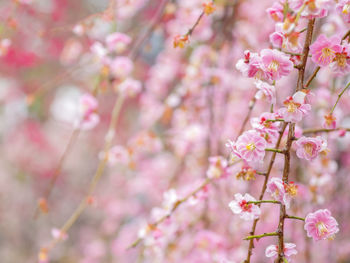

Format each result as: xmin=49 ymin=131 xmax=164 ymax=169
xmin=303 ymin=127 xmax=350 ymax=134
xmin=244 ymin=122 xmax=287 ymax=263
xmin=277 ymin=19 xmax=315 ymax=263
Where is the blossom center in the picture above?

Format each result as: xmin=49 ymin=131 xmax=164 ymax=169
xmin=319 ymin=47 xmax=335 ymax=63
xmin=246 ymin=142 xmax=256 ymax=151
xmin=286 ymin=101 xmax=299 ymax=113
xmin=343 ymin=4 xmax=350 ymax=14
xmin=239 ymin=200 xmax=252 ymax=212
xmin=268 ymin=60 xmax=280 ymax=72
xmin=316 ymin=221 xmax=328 ymax=237
xmin=335 ymin=53 xmax=347 ymax=67
xmin=303 ymin=143 xmax=314 ymax=156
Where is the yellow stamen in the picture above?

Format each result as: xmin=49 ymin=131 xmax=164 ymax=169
xmin=246 ymin=143 xmax=256 ymax=151
xmin=268 ymin=60 xmax=280 ymax=72
xmin=343 ymin=4 xmax=350 ymax=14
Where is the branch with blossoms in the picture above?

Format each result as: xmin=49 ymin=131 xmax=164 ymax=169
xmin=224 ymin=1 xmax=350 ymax=262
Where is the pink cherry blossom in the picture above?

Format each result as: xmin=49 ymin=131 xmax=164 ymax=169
xmin=289 ymin=0 xmax=332 ymax=18
xmin=304 ymin=209 xmax=339 ymax=241
xmin=294 ymin=136 xmax=327 ymax=161
xmin=265 ymin=243 xmax=297 ymax=261
xmin=250 ymin=112 xmax=280 ymax=147
xmin=236 ymin=50 xmax=269 ymax=80
xmin=278 ymin=91 xmax=311 ymax=122
xmin=226 ymin=130 xmax=267 ymax=164
xmin=260 ymin=49 xmax=293 ymax=81
xmin=105 ymin=32 xmax=132 ymax=53
xmin=323 ymin=114 xmax=337 ymax=129
xmin=329 ymin=42 xmax=350 ymax=75
xmin=310 ymin=34 xmax=342 ymax=67
xmin=336 ymin=0 xmax=350 ymax=22
xmin=108 ymin=145 xmax=131 ymax=165
xmin=254 ymin=80 xmax=276 ymax=104
xmin=266 ymin=177 xmax=291 ymax=208
xmin=206 ymin=156 xmax=231 ymax=179
xmin=266 ymin=2 xmax=284 ymax=22
xmin=75 ymin=93 xmax=100 ymax=130
xmin=228 ymin=193 xmax=261 ymax=221
xmin=115 ymin=78 xmax=142 ymax=98
xmin=109 ymin=56 xmax=134 ymax=79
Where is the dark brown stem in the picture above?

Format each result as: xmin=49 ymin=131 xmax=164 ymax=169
xmin=276 ymin=19 xmax=315 ymax=263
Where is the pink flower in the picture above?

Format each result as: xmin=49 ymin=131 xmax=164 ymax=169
xmin=228 ymin=193 xmax=261 ymax=221
xmin=330 ymin=42 xmax=350 ymax=76
xmin=323 ymin=114 xmax=337 ymax=129
xmin=109 ymin=56 xmax=134 ymax=79
xmin=336 ymin=0 xmax=350 ymax=23
xmin=278 ymin=91 xmax=311 ymax=122
xmin=254 ymin=80 xmax=276 ymax=104
xmin=236 ymin=50 xmax=269 ymax=80
xmin=266 ymin=2 xmax=284 ymax=22
xmin=294 ymin=136 xmax=327 ymax=161
xmin=269 ymin=30 xmax=284 ymax=49
xmin=260 ymin=49 xmax=293 ymax=81
xmin=226 ymin=130 xmax=267 ymax=164
xmin=108 ymin=145 xmax=131 ymax=165
xmin=289 ymin=0 xmax=332 ymax=18
xmin=265 ymin=243 xmax=297 ymax=260
xmin=90 ymin=41 xmax=107 ymax=60
xmin=304 ymin=209 xmax=339 ymax=241
xmin=266 ymin=177 xmax=291 ymax=208
xmin=105 ymin=32 xmax=132 ymax=53
xmin=206 ymin=156 xmax=231 ymax=179
xmin=115 ymin=78 xmax=142 ymax=97
xmin=251 ymin=112 xmax=280 ymax=147
xmin=310 ymin=34 xmax=342 ymax=67
xmin=75 ymin=93 xmax=100 ymax=130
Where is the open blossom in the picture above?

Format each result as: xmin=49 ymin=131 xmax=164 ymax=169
xmin=109 ymin=56 xmax=134 ymax=79
xmin=260 ymin=49 xmax=293 ymax=81
xmin=270 ymin=23 xmax=302 ymax=52
xmin=228 ymin=193 xmax=261 ymax=221
xmin=236 ymin=50 xmax=269 ymax=80
xmin=115 ymin=78 xmax=142 ymax=97
xmin=265 ymin=243 xmax=297 ymax=261
xmin=254 ymin=80 xmax=276 ymax=104
xmin=310 ymin=34 xmax=342 ymax=67
xmin=75 ymin=93 xmax=99 ymax=130
xmin=336 ymin=0 xmax=350 ymax=22
xmin=266 ymin=2 xmax=284 ymax=21
xmin=330 ymin=42 xmax=350 ymax=75
xmin=289 ymin=0 xmax=332 ymax=18
xmin=294 ymin=136 xmax=327 ymax=161
xmin=226 ymin=130 xmax=267 ymax=164
xmin=206 ymin=156 xmax=231 ymax=179
xmin=278 ymin=91 xmax=311 ymax=122
xmin=105 ymin=32 xmax=131 ymax=53
xmin=266 ymin=177 xmax=293 ymax=208
xmin=251 ymin=112 xmax=280 ymax=147
xmin=108 ymin=145 xmax=131 ymax=165
xmin=323 ymin=114 xmax=336 ymax=129
xmin=304 ymin=209 xmax=339 ymax=241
